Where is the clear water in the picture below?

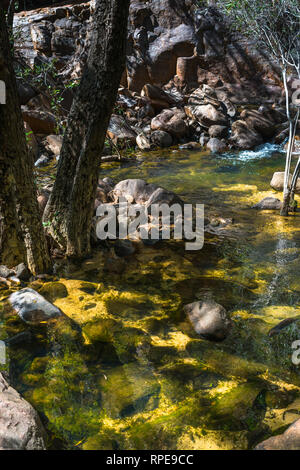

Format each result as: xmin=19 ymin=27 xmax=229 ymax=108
xmin=1 ymin=144 xmax=300 ymax=450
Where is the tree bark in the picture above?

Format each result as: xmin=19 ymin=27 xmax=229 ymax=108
xmin=0 ymin=6 xmax=51 ymax=274
xmin=7 ymin=0 xmax=15 ymax=34
xmin=44 ymin=0 xmax=130 ymax=258
xmin=280 ymin=67 xmax=293 ymax=216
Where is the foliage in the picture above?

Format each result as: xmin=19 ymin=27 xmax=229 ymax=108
xmin=16 ymin=60 xmax=79 ymax=135
xmin=217 ymin=0 xmax=300 ymax=69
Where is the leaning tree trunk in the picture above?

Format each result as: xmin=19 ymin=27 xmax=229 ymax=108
xmin=280 ymin=67 xmax=299 ymax=216
xmin=44 ymin=0 xmax=130 ymax=258
xmin=0 ymin=6 xmax=51 ymax=274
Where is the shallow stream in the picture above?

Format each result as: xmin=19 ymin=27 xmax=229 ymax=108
xmin=1 ymin=144 xmax=300 ymax=449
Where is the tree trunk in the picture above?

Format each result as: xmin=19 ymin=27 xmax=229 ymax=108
xmin=0 ymin=6 xmax=51 ymax=274
xmin=44 ymin=0 xmax=130 ymax=258
xmin=7 ymin=0 xmax=15 ymax=35
xmin=280 ymin=67 xmax=293 ymax=216
xmin=0 ymin=161 xmax=26 ymax=267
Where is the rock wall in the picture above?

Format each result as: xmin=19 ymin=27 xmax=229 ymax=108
xmin=13 ymin=0 xmax=292 ymax=160
xmin=14 ymin=1 xmax=282 ymax=103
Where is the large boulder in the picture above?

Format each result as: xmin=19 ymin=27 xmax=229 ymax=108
xmin=151 ymin=108 xmax=187 ymax=138
xmin=184 ymin=300 xmax=232 ymax=342
xmin=112 ymin=179 xmax=159 ymax=204
xmin=255 ymin=419 xmax=300 ymax=450
xmin=22 ymin=109 xmax=56 ymax=135
xmin=240 ymin=109 xmax=276 ymax=139
xmin=9 ymin=288 xmax=63 ymax=325
xmin=270 ymin=172 xmax=300 ymax=194
xmin=150 ymin=130 xmax=173 ymax=148
xmin=190 ymin=104 xmax=228 ymax=128
xmin=111 ymin=179 xmax=183 ymax=207
xmin=107 ymin=115 xmax=137 ymax=146
xmin=230 ymin=120 xmax=264 ymax=150
xmin=0 ymin=373 xmax=46 ymax=450
xmin=147 ymin=24 xmax=196 ymax=85
xmin=141 ymin=84 xmax=178 ymax=112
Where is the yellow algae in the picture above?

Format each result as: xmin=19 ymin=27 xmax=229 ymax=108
xmin=177 ymin=429 xmax=248 ymax=450
xmin=151 ymin=330 xmax=191 ymax=351
xmin=207 ymin=379 xmax=243 ymax=399
xmin=258 ymin=305 xmax=300 ymax=322
xmin=213 ymin=183 xmax=258 ymax=192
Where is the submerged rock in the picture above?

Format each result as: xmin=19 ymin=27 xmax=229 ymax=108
xmin=252 ymin=197 xmax=282 ymax=211
xmin=9 ymin=288 xmax=63 ymax=325
xmin=145 ymin=187 xmax=183 ymax=208
xmin=39 ymin=282 xmax=68 ymax=303
xmin=255 ymin=418 xmax=300 ymax=450
xmin=100 ymin=363 xmax=160 ymax=419
xmin=268 ymin=318 xmax=299 ymax=337
xmin=0 ymin=373 xmax=46 ymax=450
xmin=184 ymin=300 xmax=232 ymax=342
